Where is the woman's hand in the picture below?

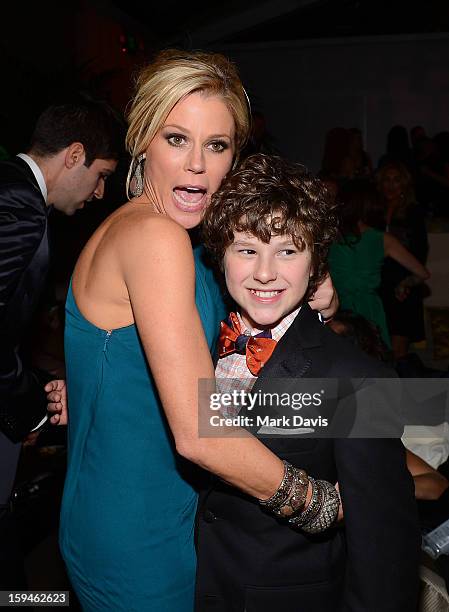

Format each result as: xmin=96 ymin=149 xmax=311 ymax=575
xmin=335 ymin=482 xmax=344 ymax=522
xmin=45 ymin=379 xmax=68 ymax=425
xmin=394 ymin=279 xmax=411 ymax=302
xmin=308 ymin=273 xmax=339 ymax=321
xmin=394 ymin=273 xmax=429 ymax=302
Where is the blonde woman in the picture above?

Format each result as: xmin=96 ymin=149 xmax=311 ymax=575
xmin=376 ymin=161 xmax=429 ymax=359
xmin=58 ymin=50 xmax=337 ymax=611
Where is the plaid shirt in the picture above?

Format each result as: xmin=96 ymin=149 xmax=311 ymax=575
xmin=215 ymin=308 xmax=300 ymax=399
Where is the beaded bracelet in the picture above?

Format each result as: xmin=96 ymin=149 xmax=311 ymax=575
xmin=289 ymin=477 xmax=322 ymax=528
xmin=258 ymin=463 xmax=338 ymax=535
xmin=258 ymin=461 xmax=295 ymax=513
xmin=277 ymin=468 xmax=309 ymax=517
xmin=301 ymin=480 xmax=340 ymax=534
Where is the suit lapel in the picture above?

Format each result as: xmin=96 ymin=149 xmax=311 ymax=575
xmin=252 ymin=303 xmax=324 ymax=391
xmin=246 ymin=304 xmax=327 ymax=445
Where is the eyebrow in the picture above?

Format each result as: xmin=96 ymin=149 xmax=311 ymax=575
xmin=162 ymin=124 xmax=232 ymax=140
xmin=233 ymin=239 xmax=296 ymax=246
xmin=277 ymin=240 xmax=296 ymax=246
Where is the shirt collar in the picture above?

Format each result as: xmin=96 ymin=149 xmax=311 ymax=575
xmin=236 ymin=306 xmax=301 ymax=342
xmin=17 ymin=153 xmax=48 ymax=204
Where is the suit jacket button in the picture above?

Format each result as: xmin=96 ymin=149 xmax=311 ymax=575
xmin=203 ymin=509 xmax=217 ymax=523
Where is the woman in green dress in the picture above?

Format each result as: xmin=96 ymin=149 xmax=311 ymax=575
xmin=329 ymin=179 xmax=429 ymax=348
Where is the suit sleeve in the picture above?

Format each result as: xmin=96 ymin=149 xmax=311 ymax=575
xmin=0 ymin=183 xmax=46 ymax=312
xmin=334 ymin=436 xmax=421 ymax=612
xmin=0 ymin=182 xmax=49 ymax=441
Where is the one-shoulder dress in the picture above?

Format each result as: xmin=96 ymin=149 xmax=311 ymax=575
xmin=60 ymin=246 xmax=226 ymax=612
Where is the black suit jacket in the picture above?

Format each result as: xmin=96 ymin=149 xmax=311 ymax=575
xmin=195 ymin=305 xmax=420 ymax=612
xmin=0 ymin=156 xmax=51 ymax=442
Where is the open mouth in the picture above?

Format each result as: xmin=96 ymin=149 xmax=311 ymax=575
xmin=173 ymin=186 xmax=207 ymax=211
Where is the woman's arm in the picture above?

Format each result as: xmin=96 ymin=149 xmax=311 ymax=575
xmin=384 ymin=232 xmax=430 ymax=300
xmin=406 ymin=449 xmax=449 ymax=500
xmin=120 ymin=216 xmax=285 ymax=500
xmin=384 ymin=232 xmax=430 ymax=280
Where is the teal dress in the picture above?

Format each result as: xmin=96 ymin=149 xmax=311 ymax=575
xmin=60 ymin=246 xmax=226 ymax=612
xmin=329 ymin=228 xmax=391 ymax=347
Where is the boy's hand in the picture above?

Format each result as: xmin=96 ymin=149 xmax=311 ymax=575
xmin=308 ymin=273 xmax=339 ymax=320
xmin=45 ymin=379 xmax=68 ymax=425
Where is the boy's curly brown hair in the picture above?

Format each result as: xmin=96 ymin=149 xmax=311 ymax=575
xmin=201 ymin=153 xmax=339 ymax=299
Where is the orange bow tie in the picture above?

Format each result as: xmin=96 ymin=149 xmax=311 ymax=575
xmin=218 ymin=312 xmax=277 ymax=376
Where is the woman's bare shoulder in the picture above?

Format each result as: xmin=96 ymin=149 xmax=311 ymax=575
xmin=98 ymin=204 xmax=193 ymax=283
xmin=75 ymin=202 xmax=191 ymax=282
xmin=72 ymin=203 xmax=194 ymax=328
xmin=106 ymin=202 xmax=189 ymax=245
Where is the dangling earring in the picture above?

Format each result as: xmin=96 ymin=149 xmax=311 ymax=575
xmin=128 ymin=153 xmax=146 ymax=198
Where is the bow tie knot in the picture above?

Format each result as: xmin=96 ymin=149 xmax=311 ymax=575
xmin=218 ymin=313 xmax=277 ymax=376
xmin=234 ymin=331 xmax=251 ymax=354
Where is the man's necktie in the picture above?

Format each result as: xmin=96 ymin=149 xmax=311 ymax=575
xmin=218 ymin=312 xmax=277 ymax=376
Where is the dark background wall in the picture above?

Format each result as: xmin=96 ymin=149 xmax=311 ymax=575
xmin=1 ymin=0 xmax=449 ymax=173
xmin=0 ymin=1 xmax=147 ymax=153
xmin=220 ymin=33 xmax=449 ymax=172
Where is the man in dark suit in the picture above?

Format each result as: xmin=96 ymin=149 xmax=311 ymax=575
xmin=196 ymin=153 xmax=420 ymax=611
xmin=0 ymin=99 xmax=123 ymax=588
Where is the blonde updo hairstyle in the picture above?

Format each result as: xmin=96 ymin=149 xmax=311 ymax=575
xmin=125 ymin=49 xmax=251 ymax=197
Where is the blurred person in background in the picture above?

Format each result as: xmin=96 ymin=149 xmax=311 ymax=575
xmin=0 ymin=97 xmax=123 ymax=589
xmin=328 ymin=179 xmax=429 ymax=349
xmin=376 ymin=161 xmax=429 ymax=360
